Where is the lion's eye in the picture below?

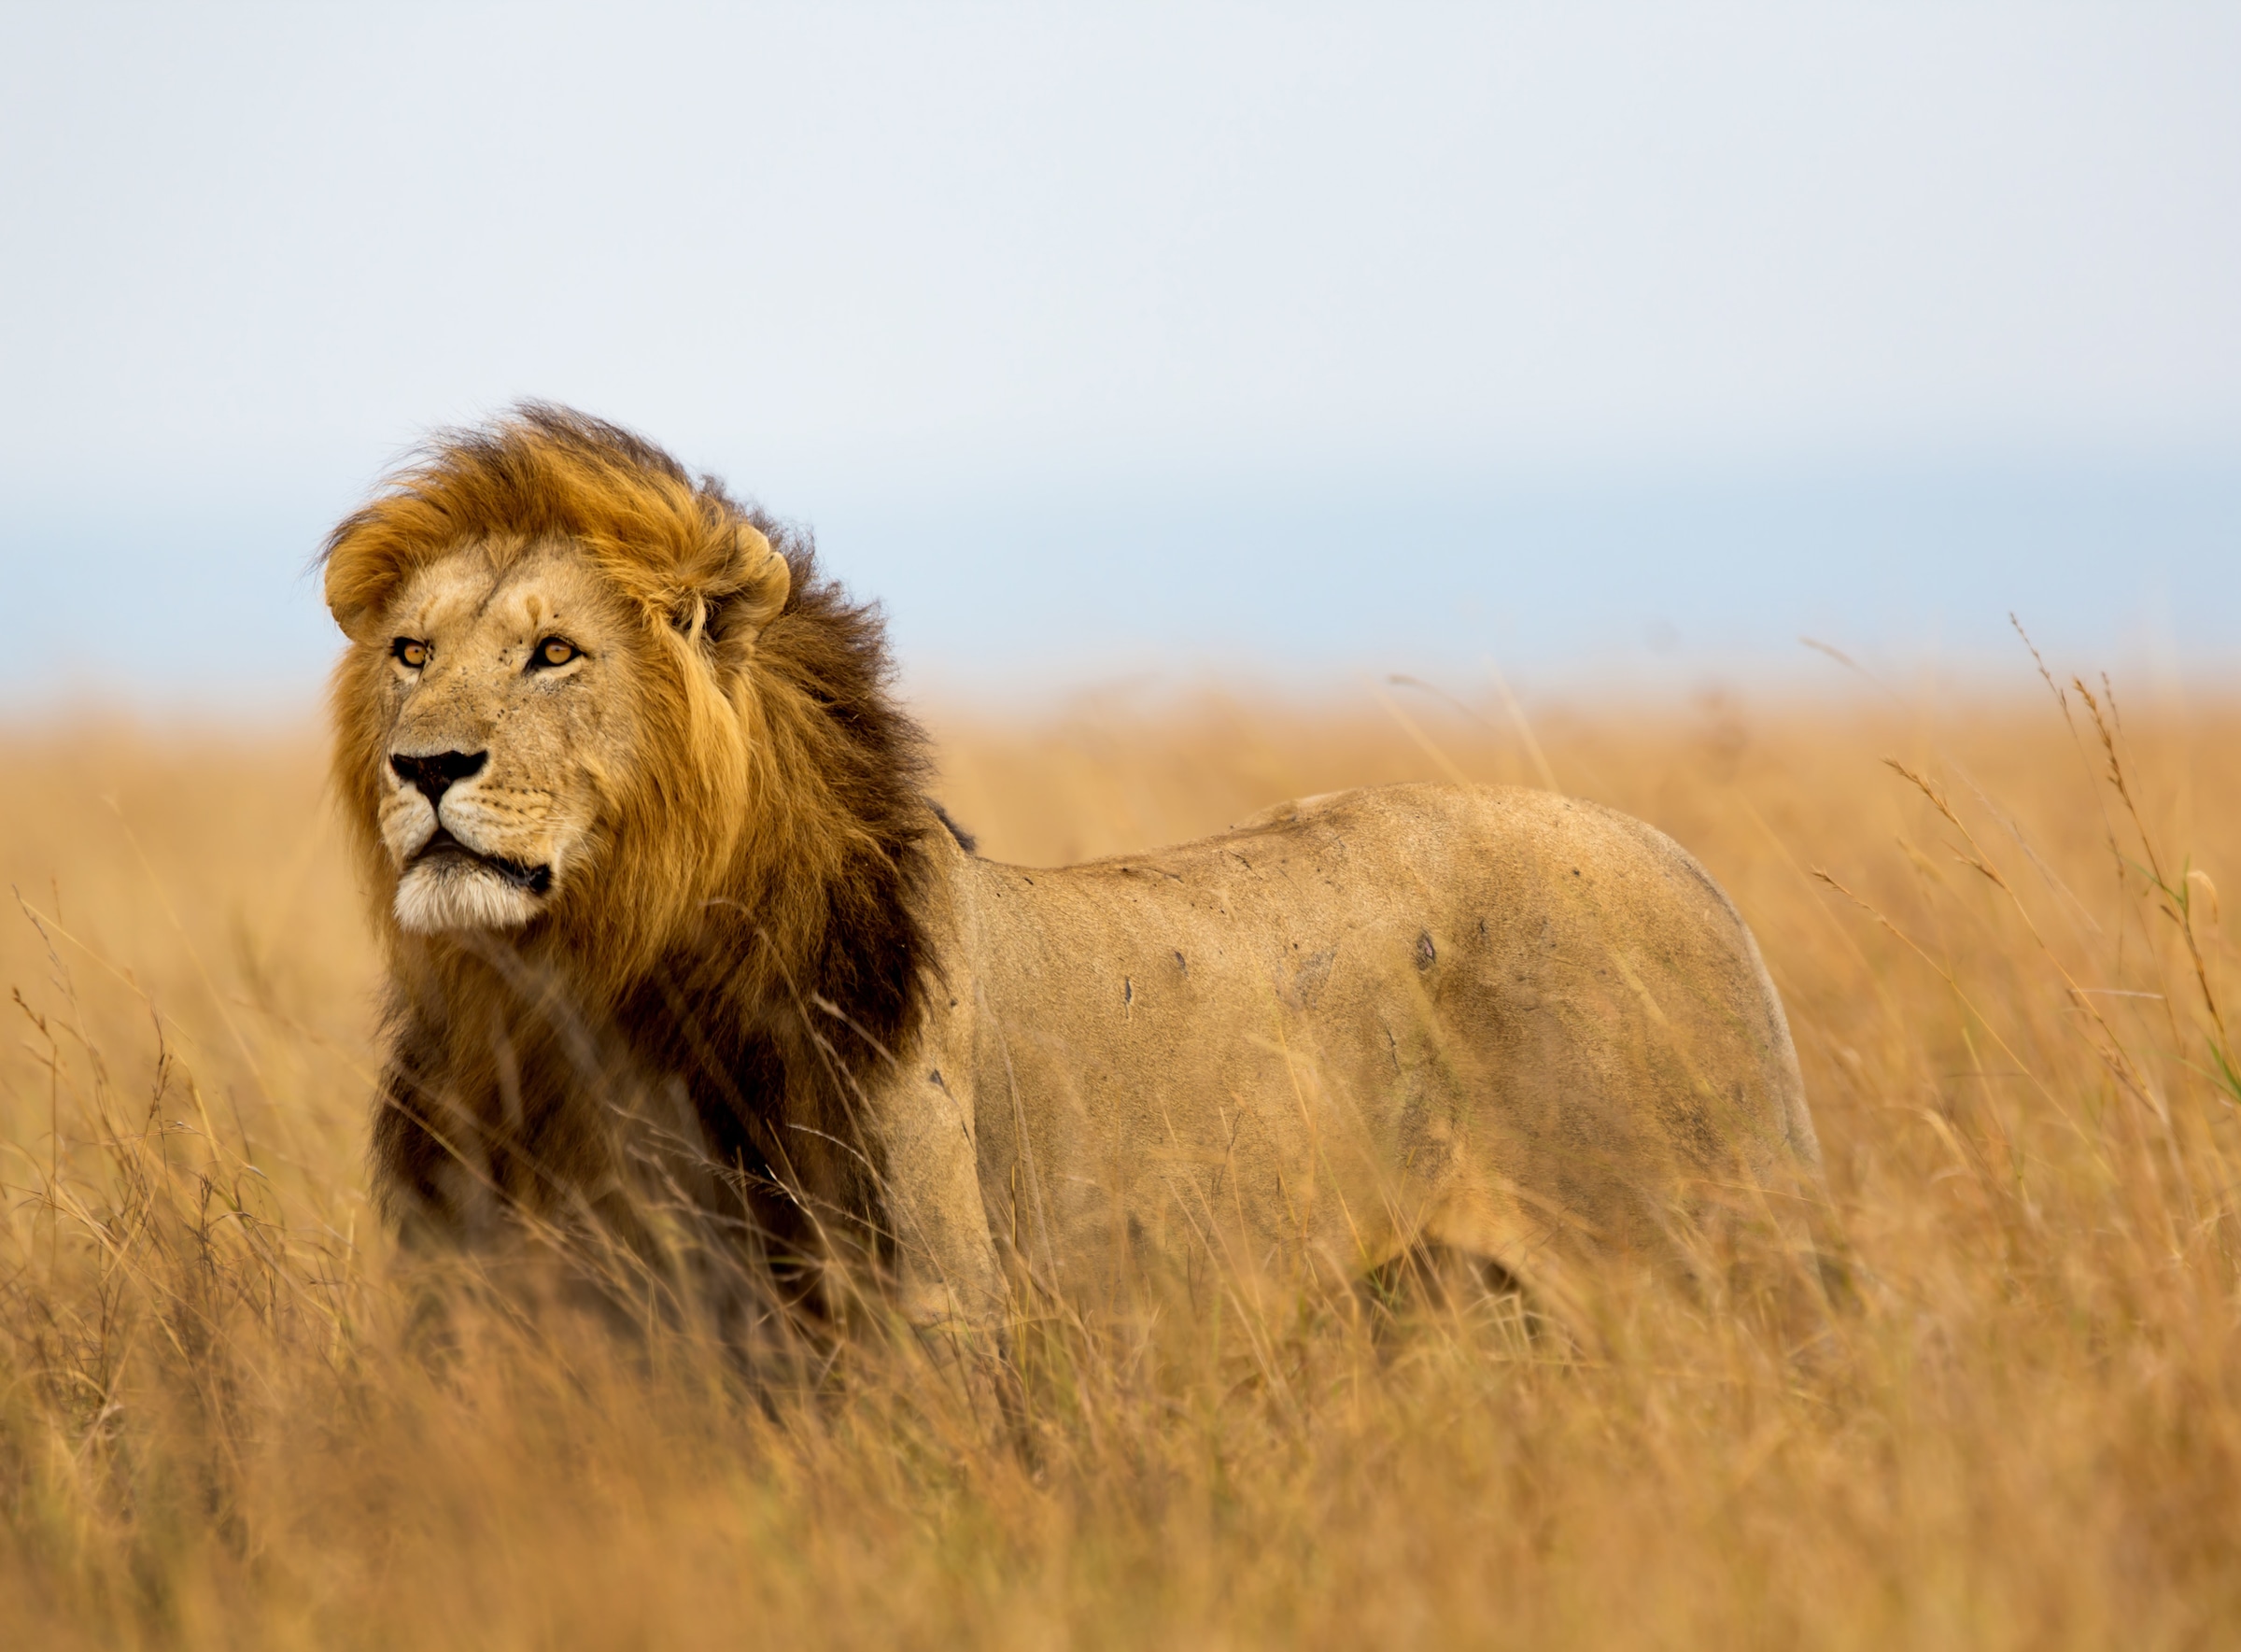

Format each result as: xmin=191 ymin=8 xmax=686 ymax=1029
xmin=393 ymin=638 xmax=429 ymax=670
xmin=530 ymin=637 xmax=581 ymax=671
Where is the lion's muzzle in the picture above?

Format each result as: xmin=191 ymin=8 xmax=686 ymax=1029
xmin=384 ymin=745 xmax=559 ymax=933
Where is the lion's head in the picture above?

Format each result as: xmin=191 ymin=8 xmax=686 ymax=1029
xmin=321 ymin=405 xmax=924 ymax=997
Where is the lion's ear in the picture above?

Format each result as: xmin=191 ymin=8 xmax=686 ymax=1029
xmin=322 ymin=542 xmax=389 ymax=642
xmin=695 ymin=523 xmax=791 ymax=661
xmin=730 ymin=524 xmax=791 ymax=636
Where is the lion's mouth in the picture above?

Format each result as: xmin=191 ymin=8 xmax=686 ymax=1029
xmin=412 ymin=826 xmax=555 ymax=897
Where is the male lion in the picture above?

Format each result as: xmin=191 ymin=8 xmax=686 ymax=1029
xmin=324 ymin=405 xmax=1821 ymax=1349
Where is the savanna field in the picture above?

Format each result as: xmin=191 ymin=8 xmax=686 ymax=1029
xmin=4 ymin=671 xmax=2239 ymax=1649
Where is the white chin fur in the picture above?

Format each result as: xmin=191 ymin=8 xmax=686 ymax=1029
xmin=395 ymin=859 xmax=543 ymax=933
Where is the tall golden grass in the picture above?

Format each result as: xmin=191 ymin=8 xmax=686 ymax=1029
xmin=3 ymin=669 xmax=2238 ymax=1649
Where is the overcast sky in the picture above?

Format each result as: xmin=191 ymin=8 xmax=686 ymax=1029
xmin=3 ymin=3 xmax=2237 ymax=707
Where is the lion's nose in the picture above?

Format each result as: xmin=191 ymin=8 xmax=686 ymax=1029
xmin=389 ymin=750 xmax=487 ymax=803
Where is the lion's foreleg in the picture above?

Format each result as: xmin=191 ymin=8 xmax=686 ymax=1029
xmin=865 ymin=1063 xmax=1012 ymax=1398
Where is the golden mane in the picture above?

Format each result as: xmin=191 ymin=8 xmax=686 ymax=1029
xmin=322 ymin=405 xmax=937 ymax=1254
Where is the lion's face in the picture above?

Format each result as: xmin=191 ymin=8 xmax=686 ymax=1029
xmin=367 ymin=542 xmax=639 ymax=934
xmin=326 ymin=410 xmax=795 ymax=957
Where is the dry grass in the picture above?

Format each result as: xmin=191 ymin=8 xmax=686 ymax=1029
xmin=4 ymin=671 xmax=2240 ymax=1649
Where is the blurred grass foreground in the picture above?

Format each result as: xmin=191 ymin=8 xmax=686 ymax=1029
xmin=4 ymin=673 xmax=2240 ymax=1649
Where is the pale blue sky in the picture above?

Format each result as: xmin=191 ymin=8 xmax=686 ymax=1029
xmin=2 ymin=3 xmax=2236 ymax=709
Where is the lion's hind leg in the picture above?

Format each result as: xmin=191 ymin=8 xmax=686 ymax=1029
xmin=1355 ymin=1241 xmax=1551 ymax=1357
xmin=1388 ymin=1181 xmax=1607 ymax=1357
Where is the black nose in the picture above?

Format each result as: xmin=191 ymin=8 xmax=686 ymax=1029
xmin=389 ymin=750 xmax=487 ymax=803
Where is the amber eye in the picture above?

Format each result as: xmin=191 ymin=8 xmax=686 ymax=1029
xmin=393 ymin=638 xmax=429 ymax=670
xmin=530 ymin=637 xmax=580 ymax=670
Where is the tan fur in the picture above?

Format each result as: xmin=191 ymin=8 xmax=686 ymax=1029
xmin=325 ymin=406 xmax=1822 ymax=1347
xmin=925 ymin=788 xmax=1823 ymax=1330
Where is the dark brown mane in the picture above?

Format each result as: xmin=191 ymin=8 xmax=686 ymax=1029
xmin=626 ymin=461 xmax=938 ymax=1275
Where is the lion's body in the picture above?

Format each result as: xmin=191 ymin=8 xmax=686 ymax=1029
xmin=891 ymin=783 xmax=1815 ymax=1325
xmin=321 ymin=407 xmax=1819 ymax=1347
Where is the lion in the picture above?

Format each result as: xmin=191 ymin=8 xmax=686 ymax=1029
xmin=322 ymin=404 xmax=1822 ymax=1351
